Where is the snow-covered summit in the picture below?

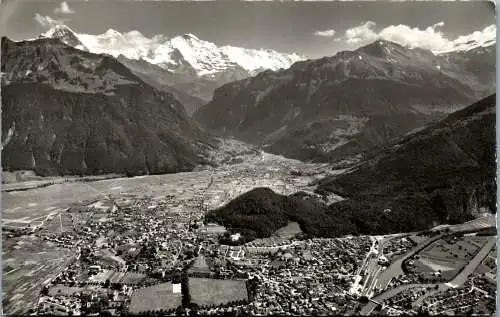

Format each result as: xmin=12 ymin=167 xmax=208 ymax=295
xmin=432 ymin=26 xmax=495 ymax=55
xmin=39 ymin=24 xmax=89 ymax=51
xmin=221 ymin=45 xmax=303 ymax=74
xmin=182 ymin=33 xmax=200 ymax=41
xmin=441 ymin=38 xmax=496 ymax=54
xmin=102 ymin=29 xmax=123 ymax=38
xmin=359 ymin=37 xmax=495 ymax=56
xmin=37 ymin=25 xmax=305 ymax=77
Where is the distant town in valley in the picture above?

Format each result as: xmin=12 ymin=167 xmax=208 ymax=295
xmin=1 ymin=1 xmax=497 ymax=316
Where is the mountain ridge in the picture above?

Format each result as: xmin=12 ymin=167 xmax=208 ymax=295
xmin=115 ymin=54 xmax=206 ymax=115
xmin=1 ymin=36 xmax=215 ymax=176
xmin=316 ymin=93 xmax=496 ymax=229
xmin=38 ymin=25 xmax=304 ymax=77
xmin=193 ymin=39 xmax=495 ymax=162
xmin=36 ymin=24 xmax=304 ymax=102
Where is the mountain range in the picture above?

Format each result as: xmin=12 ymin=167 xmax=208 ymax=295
xmin=194 ymin=39 xmax=495 ymax=162
xmin=3 ymin=26 xmax=496 ymax=178
xmin=38 ymin=25 xmax=304 ymax=102
xmin=207 ymin=94 xmax=496 ymax=241
xmin=1 ymin=36 xmax=215 ymax=176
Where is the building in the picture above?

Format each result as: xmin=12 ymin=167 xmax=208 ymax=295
xmin=231 ymin=233 xmax=242 ymax=242
xmin=378 ymin=256 xmax=389 ymax=266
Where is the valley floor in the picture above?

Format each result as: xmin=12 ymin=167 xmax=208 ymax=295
xmin=1 ymin=150 xmax=496 ymax=316
xmin=2 ymin=151 xmax=331 ymax=314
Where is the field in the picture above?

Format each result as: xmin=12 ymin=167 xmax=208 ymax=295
xmin=188 ymin=278 xmax=248 ymax=306
xmin=2 ymin=181 xmax=101 ymax=227
xmin=275 ymin=222 xmax=303 ymax=239
xmin=48 ymin=285 xmax=84 ymax=297
xmin=189 ymin=255 xmax=211 ymax=275
xmin=47 ymin=284 xmax=111 ymax=300
xmin=86 ymin=269 xmax=146 ymax=285
xmin=2 ymin=235 xmax=76 ymax=314
xmin=414 ymin=235 xmax=489 ymax=279
xmin=40 ymin=212 xmax=74 ymax=233
xmin=203 ymin=224 xmax=227 ymax=234
xmin=47 ymin=284 xmax=109 ymax=296
xmin=2 ymin=171 xmax=118 ymax=187
xmin=129 ymin=283 xmax=182 ymax=313
xmin=3 ymin=152 xmax=328 ymax=228
xmin=247 ymin=222 xmax=303 ymax=248
xmin=121 ymin=272 xmax=148 ymax=285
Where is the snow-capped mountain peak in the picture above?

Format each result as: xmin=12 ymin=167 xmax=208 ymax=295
xmin=36 ymin=25 xmax=305 ymax=77
xmin=40 ymin=24 xmax=75 ymax=38
xmin=434 ymin=27 xmax=496 ymax=54
xmin=103 ymin=29 xmax=123 ymax=37
xmin=442 ymin=38 xmax=496 ymax=54
xmin=39 ymin=24 xmax=89 ymax=51
xmin=181 ymin=33 xmax=200 ymax=41
xmin=220 ymin=45 xmax=303 ymax=73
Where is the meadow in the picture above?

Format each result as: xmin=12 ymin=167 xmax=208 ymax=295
xmin=129 ymin=282 xmax=182 ymax=313
xmin=3 ymin=151 xmax=326 ymax=229
xmin=188 ymin=277 xmax=248 ymax=307
xmin=2 ymin=235 xmax=76 ymax=314
xmin=414 ymin=235 xmax=489 ymax=280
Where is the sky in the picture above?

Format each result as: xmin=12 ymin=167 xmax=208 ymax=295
xmin=0 ymin=0 xmax=496 ymax=58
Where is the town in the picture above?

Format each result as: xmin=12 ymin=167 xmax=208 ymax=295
xmin=2 ymin=149 xmax=497 ymax=316
xmin=3 ymin=193 xmax=496 ymax=316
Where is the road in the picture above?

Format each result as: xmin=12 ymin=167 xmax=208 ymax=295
xmin=360 ymin=235 xmax=496 ymax=315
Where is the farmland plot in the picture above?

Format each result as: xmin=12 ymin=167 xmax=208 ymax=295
xmin=129 ymin=282 xmax=182 ymax=313
xmin=189 ymin=278 xmax=248 ymax=306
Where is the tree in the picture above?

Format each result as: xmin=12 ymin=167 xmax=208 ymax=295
xmin=181 ymin=275 xmax=191 ymax=308
xmin=41 ymin=286 xmax=49 ymax=296
xmin=359 ymin=295 xmax=369 ymax=303
xmin=175 ymin=306 xmax=184 ymax=316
